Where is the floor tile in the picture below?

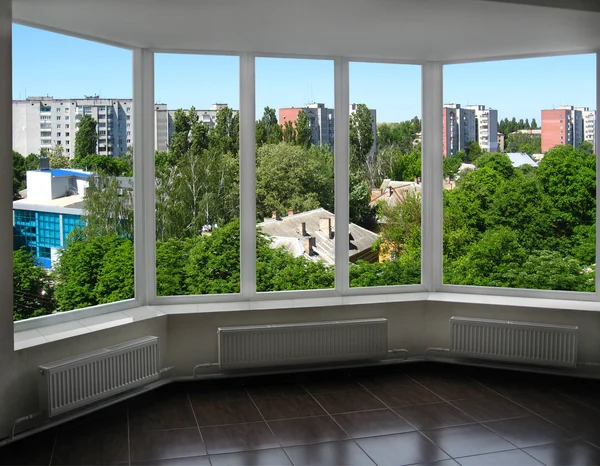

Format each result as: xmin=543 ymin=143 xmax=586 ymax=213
xmin=523 ymin=439 xmax=600 ymax=466
xmin=451 ymin=394 xmax=530 ymax=422
xmin=188 ymin=386 xmax=250 ymax=403
xmin=356 ymin=431 xmax=450 ymax=466
xmin=51 ymin=431 xmax=129 ymax=465
xmin=0 ymin=431 xmax=56 ymax=466
xmin=130 ymin=428 xmax=207 ymax=463
xmin=313 ymin=390 xmax=385 ymax=414
xmin=245 ymin=382 xmax=307 ymax=400
xmin=210 ymin=448 xmax=292 ymax=465
xmin=200 ymin=422 xmax=279 ymax=455
xmin=412 ymin=373 xmax=490 ymax=401
xmin=60 ymin=402 xmax=129 ymax=436
xmin=411 ymin=461 xmax=459 ymax=466
xmin=354 ymin=372 xmax=416 ymax=390
xmin=368 ymin=383 xmax=443 ymax=408
xmin=284 ymin=440 xmax=376 ymax=466
xmin=254 ymin=394 xmax=325 ymax=420
xmin=129 ymin=400 xmax=198 ymax=431
xmin=191 ymin=400 xmax=262 ymax=426
xmin=423 ymin=424 xmax=516 ymax=458
xmin=333 ymin=409 xmax=415 ymax=438
xmin=484 ymin=415 xmax=574 ymax=448
xmin=303 ymin=378 xmax=363 ymax=394
xmin=455 ymin=449 xmax=543 ymax=466
xmin=131 ymin=456 xmax=211 ymax=465
xmin=394 ymin=401 xmax=476 ymax=430
xmin=268 ymin=415 xmax=349 ymax=446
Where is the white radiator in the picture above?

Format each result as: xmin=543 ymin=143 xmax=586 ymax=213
xmin=450 ymin=317 xmax=578 ymax=368
xmin=39 ymin=336 xmax=160 ymax=417
xmin=218 ymin=319 xmax=388 ymax=370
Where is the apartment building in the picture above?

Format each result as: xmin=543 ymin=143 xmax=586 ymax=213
xmin=442 ymin=104 xmax=476 ymax=157
xmin=465 ymin=105 xmax=498 ymax=152
xmin=13 ymin=96 xmax=132 ymax=158
xmin=14 ymin=98 xmax=236 ymax=158
xmin=279 ymin=103 xmax=376 ymax=150
xmin=541 ymin=105 xmax=596 ymax=152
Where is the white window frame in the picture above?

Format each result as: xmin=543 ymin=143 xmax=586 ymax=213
xmin=10 ymin=22 xmax=600 ymax=333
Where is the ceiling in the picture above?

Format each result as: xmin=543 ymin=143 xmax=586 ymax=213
xmin=12 ymin=0 xmax=600 ymax=62
xmin=480 ymin=0 xmax=600 ymax=12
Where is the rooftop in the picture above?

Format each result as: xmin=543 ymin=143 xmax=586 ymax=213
xmin=258 ymin=208 xmax=379 ymax=264
xmin=506 ymin=152 xmax=539 ymax=167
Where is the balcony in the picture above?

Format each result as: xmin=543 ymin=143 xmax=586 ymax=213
xmin=1 ymin=362 xmax=599 ymax=465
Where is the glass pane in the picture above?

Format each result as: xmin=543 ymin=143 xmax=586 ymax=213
xmin=443 ymin=54 xmax=596 ymax=292
xmin=154 ymin=54 xmax=240 ymax=296
xmin=349 ymin=62 xmax=422 ymax=288
xmin=12 ymin=25 xmax=133 ymax=320
xmin=255 ymin=57 xmax=335 ymax=292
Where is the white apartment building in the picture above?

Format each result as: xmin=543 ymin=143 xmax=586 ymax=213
xmin=13 ymin=96 xmax=132 ymax=159
xmin=14 ymin=98 xmax=237 ymax=158
xmin=466 ymin=105 xmax=498 ymax=152
xmin=577 ymin=107 xmax=596 ymax=147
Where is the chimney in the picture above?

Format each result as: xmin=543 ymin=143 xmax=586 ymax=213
xmin=319 ymin=217 xmax=333 ymax=239
xmin=388 ymin=186 xmax=393 ymax=197
xmin=297 ymin=222 xmax=307 ymax=236
xmin=288 ymin=208 xmax=294 ymax=217
xmin=303 ymin=236 xmax=315 ymax=255
xmin=271 ymin=210 xmax=277 ymax=219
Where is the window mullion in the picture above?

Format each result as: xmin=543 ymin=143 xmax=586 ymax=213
xmin=421 ymin=62 xmax=444 ymax=292
xmin=334 ymin=57 xmax=350 ymax=295
xmin=596 ymin=51 xmax=600 ymax=301
xmin=240 ymin=53 xmax=257 ymax=299
xmin=133 ymin=48 xmax=155 ymax=305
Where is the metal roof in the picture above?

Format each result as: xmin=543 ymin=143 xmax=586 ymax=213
xmin=506 ymin=152 xmax=539 ymax=167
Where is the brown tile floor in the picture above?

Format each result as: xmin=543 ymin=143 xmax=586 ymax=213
xmin=2 ymin=362 xmax=600 ymax=465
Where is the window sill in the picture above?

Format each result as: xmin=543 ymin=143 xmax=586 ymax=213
xmin=13 ymin=291 xmax=600 ymax=351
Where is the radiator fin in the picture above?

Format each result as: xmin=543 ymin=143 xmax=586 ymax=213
xmin=218 ymin=319 xmax=388 ymax=370
xmin=39 ymin=336 xmax=159 ymax=417
xmin=450 ymin=317 xmax=577 ymax=368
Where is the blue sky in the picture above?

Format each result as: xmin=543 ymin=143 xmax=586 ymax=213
xmin=12 ymin=24 xmax=596 ymax=123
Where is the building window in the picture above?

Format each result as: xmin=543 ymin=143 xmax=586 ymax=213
xmin=65 ymin=116 xmax=69 ymax=120
xmin=57 ymin=132 xmax=61 ymax=137
xmin=56 ymin=108 xmax=61 ymax=112
xmin=66 ymin=132 xmax=70 ymax=137
xmin=65 ymin=124 xmax=70 ymax=129
xmin=65 ymin=107 xmax=69 ymax=113
xmin=57 ymin=124 xmax=61 ymax=129
xmin=56 ymin=116 xmax=61 ymax=120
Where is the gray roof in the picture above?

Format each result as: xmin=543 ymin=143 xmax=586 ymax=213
xmin=257 ymin=208 xmax=379 ymax=264
xmin=370 ymin=179 xmax=422 ymax=209
xmin=506 ymin=152 xmax=538 ymax=167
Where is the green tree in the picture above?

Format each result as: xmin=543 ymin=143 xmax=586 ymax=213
xmin=210 ymin=106 xmax=239 ymax=156
xmin=506 ymin=132 xmax=541 ymax=153
xmin=71 ymin=154 xmax=130 ymax=176
xmin=185 ymin=220 xmax=241 ymax=294
xmin=256 ymin=107 xmax=283 ymax=147
xmin=156 ymin=237 xmax=195 ymax=296
xmin=256 ymin=143 xmax=333 ymax=220
xmin=169 ymin=109 xmax=192 ymax=163
xmin=349 ymin=104 xmax=375 ymax=174
xmin=83 ymin=174 xmax=133 ymax=239
xmin=474 ymin=152 xmax=515 ymax=180
xmin=294 ymin=109 xmax=312 ymax=148
xmin=13 ymin=151 xmax=26 ymax=200
xmin=377 ymin=121 xmax=415 ymax=154
xmin=531 ymin=118 xmax=538 ymax=129
xmin=74 ymin=114 xmax=98 ymax=158
xmin=25 ymin=153 xmax=40 ymax=171
xmin=443 ymin=151 xmax=465 ymax=179
xmin=54 ymin=234 xmax=127 ymax=311
xmin=467 ymin=141 xmax=483 ymax=163
xmin=349 ymin=171 xmax=375 ymax=226
xmin=376 ymin=193 xmax=421 ymax=262
xmin=49 ymin=144 xmax=70 ymax=169
xmin=95 ymin=239 xmax=134 ymax=303
xmin=393 ymin=148 xmax=422 ymax=181
xmin=283 ymin=121 xmax=295 ymax=143
xmin=13 ymin=248 xmax=55 ymax=321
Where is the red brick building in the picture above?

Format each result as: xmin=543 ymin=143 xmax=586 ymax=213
xmin=541 ymin=109 xmax=569 ymax=152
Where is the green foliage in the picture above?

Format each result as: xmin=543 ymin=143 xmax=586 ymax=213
xmin=74 ymin=114 xmax=98 ymax=158
xmin=349 ymin=104 xmax=375 ymax=173
xmin=71 ymin=154 xmax=131 ymax=176
xmin=13 ymin=151 xmax=26 ymax=200
xmin=467 ymin=141 xmax=483 ymax=163
xmin=283 ymin=120 xmax=295 ymax=143
xmin=393 ymin=148 xmax=422 ymax=181
xmin=256 ymin=143 xmax=334 ymax=221
xmin=506 ymin=132 xmax=541 ymax=154
xmin=377 ymin=121 xmax=416 ymax=155
xmin=210 ymin=106 xmax=239 ymax=156
xmin=13 ymin=248 xmax=55 ymax=321
xmin=54 ymin=234 xmax=131 ymax=311
xmin=376 ymin=193 xmax=421 ymax=261
xmin=156 ymin=238 xmax=195 ymax=296
xmin=294 ymin=109 xmax=312 ymax=148
xmin=474 ymin=153 xmax=515 ymax=180
xmin=349 ymin=171 xmax=375 ymax=226
xmin=83 ymin=174 xmax=133 ymax=239
xmin=25 ymin=153 xmax=40 ymax=171
xmin=95 ymin=239 xmax=134 ymax=303
xmin=443 ymin=151 xmax=465 ymax=179
xmin=185 ymin=220 xmax=241 ymax=294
